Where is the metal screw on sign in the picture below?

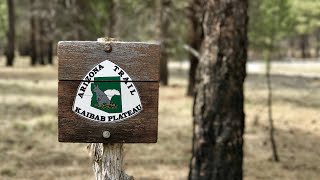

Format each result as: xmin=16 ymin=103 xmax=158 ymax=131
xmin=103 ymin=131 xmax=111 ymax=138
xmin=104 ymin=44 xmax=112 ymax=53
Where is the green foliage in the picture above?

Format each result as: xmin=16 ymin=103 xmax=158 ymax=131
xmin=249 ymin=0 xmax=294 ymax=51
xmin=0 ymin=0 xmax=193 ymax=61
xmin=0 ymin=0 xmax=7 ymax=48
xmin=87 ymin=0 xmax=109 ymax=37
xmin=117 ymin=0 xmax=157 ymax=40
xmin=166 ymin=0 xmax=190 ymax=61
xmin=249 ymin=0 xmax=320 ymax=55
xmin=88 ymin=0 xmax=190 ymax=61
xmin=291 ymin=0 xmax=320 ymax=34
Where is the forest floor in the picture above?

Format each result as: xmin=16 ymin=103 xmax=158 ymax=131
xmin=0 ymin=57 xmax=319 ymax=180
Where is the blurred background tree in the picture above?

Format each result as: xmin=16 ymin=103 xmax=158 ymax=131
xmin=291 ymin=0 xmax=320 ymax=58
xmin=249 ymin=0 xmax=294 ymax=57
xmin=0 ymin=0 xmax=320 ymax=64
xmin=185 ymin=0 xmax=203 ymax=96
xmin=0 ymin=0 xmax=7 ymax=47
xmin=250 ymin=0 xmax=294 ymax=163
xmin=5 ymin=0 xmax=14 ymax=66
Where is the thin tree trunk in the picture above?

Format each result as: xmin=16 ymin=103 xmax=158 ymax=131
xmin=105 ymin=0 xmax=118 ymax=37
xmin=187 ymin=56 xmax=198 ymax=96
xmin=299 ymin=34 xmax=309 ymax=59
xmin=159 ymin=45 xmax=169 ymax=85
xmin=30 ymin=0 xmax=37 ymax=66
xmin=38 ymin=19 xmax=46 ymax=65
xmin=287 ymin=38 xmax=294 ymax=59
xmin=316 ymin=29 xmax=320 ymax=58
xmin=189 ymin=0 xmax=248 ymax=179
xmin=73 ymin=0 xmax=85 ymax=40
xmin=265 ymin=51 xmax=279 ymax=162
xmin=158 ymin=0 xmax=170 ymax=86
xmin=6 ymin=0 xmax=15 ymax=67
xmin=46 ymin=0 xmax=55 ymax=65
xmin=47 ymin=40 xmax=53 ymax=65
xmin=186 ymin=0 xmax=203 ymax=96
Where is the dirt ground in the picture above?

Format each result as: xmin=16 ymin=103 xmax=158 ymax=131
xmin=0 ymin=58 xmax=319 ymax=180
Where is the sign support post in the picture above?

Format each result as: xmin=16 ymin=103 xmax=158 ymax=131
xmin=88 ymin=143 xmax=132 ymax=180
xmin=88 ymin=38 xmax=133 ymax=180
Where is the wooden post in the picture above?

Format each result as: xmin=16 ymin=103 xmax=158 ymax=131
xmin=88 ymin=143 xmax=132 ymax=180
xmin=88 ymin=38 xmax=133 ymax=180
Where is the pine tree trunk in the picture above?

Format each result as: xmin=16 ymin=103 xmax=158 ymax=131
xmin=6 ymin=0 xmax=15 ymax=67
xmin=38 ymin=18 xmax=46 ymax=65
xmin=287 ymin=38 xmax=294 ymax=59
xmin=46 ymin=0 xmax=55 ymax=65
xmin=186 ymin=0 xmax=203 ymax=96
xmin=47 ymin=40 xmax=53 ymax=65
xmin=158 ymin=0 xmax=170 ymax=86
xmin=30 ymin=0 xmax=37 ymax=66
xmin=105 ymin=0 xmax=118 ymax=37
xmin=316 ymin=29 xmax=320 ymax=58
xmin=189 ymin=0 xmax=248 ymax=179
xmin=299 ymin=34 xmax=309 ymax=59
xmin=187 ymin=56 xmax=198 ymax=96
xmin=73 ymin=0 xmax=85 ymax=40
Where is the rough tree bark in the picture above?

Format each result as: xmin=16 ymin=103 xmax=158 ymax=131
xmin=158 ymin=0 xmax=170 ymax=86
xmin=88 ymin=144 xmax=133 ymax=180
xmin=186 ymin=0 xmax=203 ymax=96
xmin=189 ymin=0 xmax=248 ymax=179
xmin=6 ymin=0 xmax=15 ymax=67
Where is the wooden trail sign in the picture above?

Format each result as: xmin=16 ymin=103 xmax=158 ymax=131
xmin=58 ymin=40 xmax=160 ymax=143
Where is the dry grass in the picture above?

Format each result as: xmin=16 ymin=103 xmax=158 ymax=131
xmin=0 ymin=57 xmax=319 ymax=180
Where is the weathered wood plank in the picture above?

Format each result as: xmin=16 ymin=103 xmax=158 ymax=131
xmin=58 ymin=81 xmax=158 ymax=143
xmin=88 ymin=143 xmax=133 ymax=180
xmin=58 ymin=41 xmax=160 ymax=81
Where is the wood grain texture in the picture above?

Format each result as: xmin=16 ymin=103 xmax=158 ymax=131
xmin=88 ymin=143 xmax=133 ymax=180
xmin=58 ymin=41 xmax=160 ymax=81
xmin=58 ymin=81 xmax=158 ymax=143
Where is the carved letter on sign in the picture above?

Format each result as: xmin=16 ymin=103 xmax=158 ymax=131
xmin=58 ymin=41 xmax=160 ymax=143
